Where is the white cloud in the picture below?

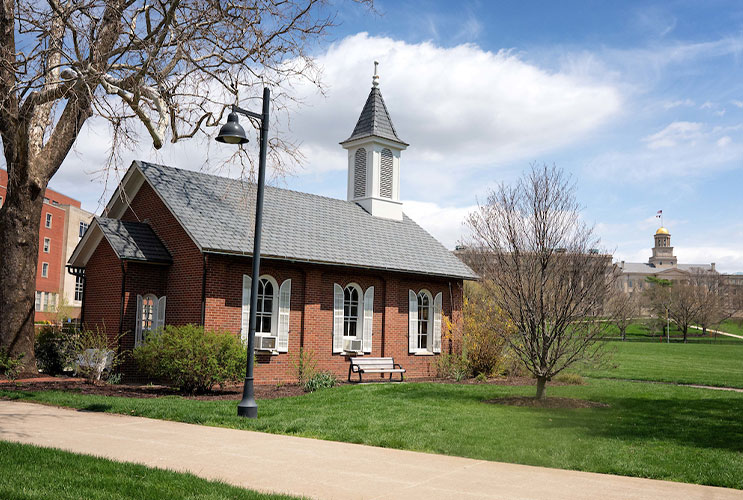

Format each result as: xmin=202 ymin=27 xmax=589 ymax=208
xmin=662 ymin=99 xmax=694 ymax=109
xmin=642 ymin=121 xmax=702 ymax=149
xmin=288 ymin=33 xmax=622 ymax=195
xmin=700 ymin=101 xmax=715 ymax=109
xmin=731 ymin=100 xmax=743 ymax=108
xmin=717 ymin=136 xmax=732 ymax=147
xmin=403 ymin=200 xmax=476 ymax=249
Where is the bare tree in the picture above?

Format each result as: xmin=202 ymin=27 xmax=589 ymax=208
xmin=0 ymin=0 xmax=367 ymax=374
xmin=644 ymin=276 xmax=672 ymax=338
xmin=465 ymin=164 xmax=616 ymax=400
xmin=606 ymin=290 xmax=639 ymax=341
xmin=667 ymin=281 xmax=703 ymax=343
xmin=691 ymin=270 xmax=740 ymax=336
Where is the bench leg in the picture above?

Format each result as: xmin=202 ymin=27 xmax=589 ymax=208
xmin=348 ymin=364 xmax=352 ymax=383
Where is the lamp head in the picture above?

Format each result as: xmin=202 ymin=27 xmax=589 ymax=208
xmin=216 ymin=112 xmax=248 ymax=144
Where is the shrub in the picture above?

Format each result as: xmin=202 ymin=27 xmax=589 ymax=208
xmin=553 ymin=373 xmax=585 ymax=385
xmin=69 ymin=328 xmax=123 ymax=381
xmin=461 ymin=282 xmax=515 ymax=377
xmin=0 ymin=348 xmax=24 ymax=380
xmin=34 ymin=326 xmax=74 ymax=375
xmin=302 ymin=371 xmax=337 ymax=392
xmin=290 ymin=347 xmax=318 ymax=385
xmin=132 ymin=324 xmax=246 ymax=393
xmin=435 ymin=353 xmax=470 ymax=381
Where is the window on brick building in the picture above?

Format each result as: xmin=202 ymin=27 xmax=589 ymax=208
xmin=43 ymin=237 xmax=50 ymax=253
xmin=74 ymin=275 xmax=84 ymax=302
xmin=135 ymin=294 xmax=166 ymax=346
xmin=242 ymin=275 xmax=291 ymax=353
xmin=408 ymin=289 xmax=443 ymax=354
xmin=0 ymin=196 xmax=3 ymax=206
xmin=35 ymin=291 xmax=42 ymax=311
xmin=41 ymin=262 xmax=48 ymax=278
xmin=45 ymin=213 xmax=52 ymax=228
xmin=79 ymin=221 xmax=89 ymax=239
xmin=333 ymin=283 xmax=373 ymax=354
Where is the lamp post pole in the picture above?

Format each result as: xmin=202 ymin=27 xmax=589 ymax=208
xmin=216 ymin=87 xmax=270 ymax=418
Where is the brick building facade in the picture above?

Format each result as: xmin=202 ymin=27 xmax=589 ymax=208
xmin=70 ymin=77 xmax=476 ymax=383
xmin=0 ymin=169 xmax=94 ymax=322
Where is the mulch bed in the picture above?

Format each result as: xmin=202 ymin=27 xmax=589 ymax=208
xmin=483 ymin=396 xmax=608 ymax=409
xmin=0 ymin=376 xmax=307 ymax=400
xmin=1 ymin=375 xmax=584 ymax=402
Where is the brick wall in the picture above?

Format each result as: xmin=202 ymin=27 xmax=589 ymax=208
xmin=83 ymin=239 xmax=123 ymax=337
xmin=203 ymin=254 xmax=464 ymax=384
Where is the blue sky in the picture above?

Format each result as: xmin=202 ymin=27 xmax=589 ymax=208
xmin=43 ymin=0 xmax=743 ymax=271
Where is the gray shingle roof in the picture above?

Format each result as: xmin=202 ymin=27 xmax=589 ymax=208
xmin=341 ymin=87 xmax=408 ymax=146
xmin=136 ymin=161 xmax=475 ymax=279
xmin=96 ymin=217 xmax=172 ymax=263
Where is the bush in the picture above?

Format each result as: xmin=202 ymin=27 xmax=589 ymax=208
xmin=0 ymin=348 xmax=24 ymax=380
xmin=34 ymin=326 xmax=74 ymax=375
xmin=69 ymin=328 xmax=122 ymax=381
xmin=553 ymin=373 xmax=585 ymax=385
xmin=435 ymin=353 xmax=470 ymax=381
xmin=302 ymin=371 xmax=337 ymax=392
xmin=290 ymin=347 xmax=317 ymax=385
xmin=132 ymin=324 xmax=246 ymax=393
xmin=461 ymin=282 xmax=515 ymax=377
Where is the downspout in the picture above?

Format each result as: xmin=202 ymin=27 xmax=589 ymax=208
xmin=201 ymin=253 xmax=208 ymax=326
xmin=119 ymin=261 xmax=127 ymax=339
xmin=300 ymin=268 xmax=308 ymax=348
xmin=380 ymin=275 xmax=387 ymax=357
xmin=448 ymin=281 xmax=454 ymax=355
xmin=65 ymin=266 xmax=86 ymax=328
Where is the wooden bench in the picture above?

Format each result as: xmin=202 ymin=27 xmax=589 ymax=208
xmin=348 ymin=357 xmax=405 ymax=383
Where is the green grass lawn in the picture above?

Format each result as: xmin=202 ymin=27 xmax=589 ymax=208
xmin=581 ymin=341 xmax=743 ymax=388
xmin=715 ymin=319 xmax=743 ymax=336
xmin=0 ymin=440 xmax=298 ymax=500
xmin=603 ymin=321 xmax=743 ymax=343
xmin=3 ymin=380 xmax=743 ymax=489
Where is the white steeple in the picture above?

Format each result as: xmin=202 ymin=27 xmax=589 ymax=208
xmin=340 ymin=63 xmax=408 ymax=221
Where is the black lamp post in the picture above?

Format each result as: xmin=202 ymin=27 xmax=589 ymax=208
xmin=216 ymin=87 xmax=270 ymax=418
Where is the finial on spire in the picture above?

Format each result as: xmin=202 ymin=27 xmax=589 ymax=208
xmin=372 ymin=61 xmax=379 ymax=87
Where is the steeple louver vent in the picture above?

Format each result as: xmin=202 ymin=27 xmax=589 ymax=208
xmin=354 ymin=148 xmax=366 ymax=198
xmin=380 ymin=148 xmax=393 ymax=198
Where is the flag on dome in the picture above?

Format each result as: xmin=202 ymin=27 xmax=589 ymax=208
xmin=656 ymin=210 xmax=662 ymax=218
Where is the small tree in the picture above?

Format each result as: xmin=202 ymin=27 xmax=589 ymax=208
xmin=606 ymin=290 xmax=639 ymax=341
xmin=667 ymin=282 xmax=703 ymax=342
xmin=465 ymin=164 xmax=615 ymax=400
xmin=691 ymin=271 xmax=739 ymax=335
xmin=644 ymin=276 xmax=672 ymax=338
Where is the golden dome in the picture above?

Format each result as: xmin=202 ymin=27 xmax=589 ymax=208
xmin=656 ymin=227 xmax=669 ymax=235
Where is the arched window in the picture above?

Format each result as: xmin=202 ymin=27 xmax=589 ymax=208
xmin=241 ymin=274 xmax=292 ymax=352
xmin=135 ymin=293 xmax=166 ymax=346
xmin=343 ymin=284 xmax=362 ymax=338
xmin=380 ymin=148 xmax=393 ymax=198
xmin=417 ymin=291 xmax=431 ymax=350
xmin=256 ymin=277 xmax=275 ymax=334
xmin=408 ymin=289 xmax=443 ymax=354
xmin=353 ymin=148 xmax=366 ymax=198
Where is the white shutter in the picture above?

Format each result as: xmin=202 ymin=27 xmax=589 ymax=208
xmin=408 ymin=290 xmax=418 ymax=353
xmin=156 ymin=296 xmax=167 ymax=331
xmin=241 ymin=275 xmax=251 ymax=343
xmin=362 ymin=286 xmax=374 ymax=353
xmin=135 ymin=294 xmax=143 ymax=347
xmin=333 ymin=284 xmax=344 ymax=353
xmin=433 ymin=292 xmax=442 ymax=353
xmin=277 ymin=279 xmax=291 ymax=353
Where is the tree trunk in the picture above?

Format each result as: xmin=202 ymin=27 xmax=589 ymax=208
xmin=683 ymin=326 xmax=688 ymax=343
xmin=702 ymin=326 xmax=707 ymax=336
xmin=535 ymin=376 xmax=547 ymax=400
xmin=0 ymin=166 xmax=47 ymax=376
xmin=621 ymin=328 xmax=626 ymax=341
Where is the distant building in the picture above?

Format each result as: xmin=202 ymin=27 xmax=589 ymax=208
xmin=0 ymin=169 xmax=94 ymax=323
xmin=616 ymin=227 xmax=716 ymax=293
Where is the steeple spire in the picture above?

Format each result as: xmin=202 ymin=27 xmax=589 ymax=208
xmin=373 ymin=61 xmax=379 ymax=88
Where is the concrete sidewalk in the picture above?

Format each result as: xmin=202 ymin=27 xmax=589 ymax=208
xmin=1 ymin=401 xmax=740 ymax=500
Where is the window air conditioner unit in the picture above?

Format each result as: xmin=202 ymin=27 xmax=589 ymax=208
xmin=344 ymin=338 xmax=363 ymax=353
xmin=257 ymin=336 xmax=277 ymax=351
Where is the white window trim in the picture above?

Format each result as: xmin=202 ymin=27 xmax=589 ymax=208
xmin=45 ymin=213 xmax=52 ymax=228
xmin=43 ymin=237 xmax=50 ymax=253
xmin=414 ymin=289 xmax=433 ymax=354
xmin=343 ymin=282 xmax=363 ymax=341
xmin=41 ymin=262 xmax=49 ymax=278
xmin=242 ymin=274 xmax=288 ymax=353
xmin=255 ymin=275 xmax=280 ymax=338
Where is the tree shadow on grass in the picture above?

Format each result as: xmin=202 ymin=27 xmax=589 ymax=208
xmin=547 ymin=394 xmax=743 ymax=453
xmin=78 ymin=403 xmax=112 ymax=413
